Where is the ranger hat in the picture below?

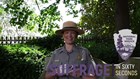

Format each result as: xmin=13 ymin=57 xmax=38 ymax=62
xmin=55 ymin=21 xmax=84 ymax=35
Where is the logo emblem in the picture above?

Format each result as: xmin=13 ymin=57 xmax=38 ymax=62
xmin=113 ymin=29 xmax=137 ymax=60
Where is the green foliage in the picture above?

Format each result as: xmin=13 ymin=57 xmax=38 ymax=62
xmin=129 ymin=0 xmax=140 ymax=36
xmin=1 ymin=0 xmax=85 ymax=34
xmin=4 ymin=0 xmax=33 ymax=28
xmin=2 ymin=0 xmax=140 ymax=36
xmin=2 ymin=0 xmax=61 ymax=34
xmin=0 ymin=33 xmax=65 ymax=79
xmin=0 ymin=6 xmax=5 ymax=15
xmin=79 ymin=0 xmax=115 ymax=38
xmin=61 ymin=0 xmax=86 ymax=17
xmin=41 ymin=0 xmax=49 ymax=3
xmin=79 ymin=0 xmax=140 ymax=39
xmin=76 ymin=34 xmax=119 ymax=63
xmin=38 ymin=2 xmax=61 ymax=34
xmin=0 ymin=6 xmax=5 ymax=32
xmin=26 ymin=34 xmax=63 ymax=51
xmin=80 ymin=40 xmax=119 ymax=64
xmin=0 ymin=26 xmax=2 ymax=33
xmin=0 ymin=44 xmax=50 ymax=79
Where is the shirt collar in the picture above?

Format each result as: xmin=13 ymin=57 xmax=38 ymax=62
xmin=59 ymin=44 xmax=78 ymax=53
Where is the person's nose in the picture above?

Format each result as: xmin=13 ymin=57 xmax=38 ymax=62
xmin=67 ymin=32 xmax=73 ymax=37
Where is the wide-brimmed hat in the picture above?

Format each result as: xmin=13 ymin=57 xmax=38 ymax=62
xmin=55 ymin=21 xmax=84 ymax=35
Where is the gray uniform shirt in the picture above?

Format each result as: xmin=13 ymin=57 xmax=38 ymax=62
xmin=45 ymin=45 xmax=94 ymax=79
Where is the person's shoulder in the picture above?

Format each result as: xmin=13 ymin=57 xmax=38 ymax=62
xmin=77 ymin=45 xmax=88 ymax=50
xmin=77 ymin=45 xmax=89 ymax=52
xmin=52 ymin=47 xmax=63 ymax=54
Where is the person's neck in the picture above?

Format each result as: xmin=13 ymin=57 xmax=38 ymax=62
xmin=65 ymin=44 xmax=74 ymax=53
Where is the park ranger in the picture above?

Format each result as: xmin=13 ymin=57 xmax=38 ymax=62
xmin=44 ymin=21 xmax=96 ymax=79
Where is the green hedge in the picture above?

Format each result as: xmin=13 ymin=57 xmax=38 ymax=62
xmin=0 ymin=44 xmax=49 ymax=79
xmin=26 ymin=34 xmax=63 ymax=51
xmin=0 ymin=34 xmax=64 ymax=79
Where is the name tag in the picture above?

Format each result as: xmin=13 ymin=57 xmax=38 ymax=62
xmin=54 ymin=59 xmax=59 ymax=62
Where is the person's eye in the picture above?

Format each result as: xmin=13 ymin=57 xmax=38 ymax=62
xmin=72 ymin=32 xmax=76 ymax=34
xmin=66 ymin=32 xmax=69 ymax=34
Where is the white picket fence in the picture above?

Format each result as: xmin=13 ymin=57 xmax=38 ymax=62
xmin=0 ymin=36 xmax=40 ymax=45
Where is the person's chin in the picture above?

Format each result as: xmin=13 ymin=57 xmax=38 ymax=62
xmin=67 ymin=42 xmax=74 ymax=45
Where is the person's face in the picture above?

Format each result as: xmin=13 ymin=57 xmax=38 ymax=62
xmin=63 ymin=30 xmax=77 ymax=45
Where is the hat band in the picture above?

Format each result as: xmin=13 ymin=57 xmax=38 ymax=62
xmin=63 ymin=26 xmax=78 ymax=29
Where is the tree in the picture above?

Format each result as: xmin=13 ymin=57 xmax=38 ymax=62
xmin=79 ymin=0 xmax=115 ymax=38
xmin=1 ymin=0 xmax=84 ymax=35
xmin=1 ymin=0 xmax=62 ymax=35
xmin=79 ymin=0 xmax=140 ymax=39
xmin=1 ymin=0 xmax=140 ymax=36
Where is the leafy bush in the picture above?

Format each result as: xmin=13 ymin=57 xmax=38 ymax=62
xmin=79 ymin=41 xmax=119 ymax=64
xmin=0 ymin=44 xmax=50 ymax=79
xmin=26 ymin=34 xmax=63 ymax=51
xmin=0 ymin=34 xmax=64 ymax=79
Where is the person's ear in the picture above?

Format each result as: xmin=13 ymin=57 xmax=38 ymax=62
xmin=75 ymin=34 xmax=78 ymax=38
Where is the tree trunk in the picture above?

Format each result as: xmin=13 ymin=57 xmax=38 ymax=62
xmin=115 ymin=0 xmax=130 ymax=31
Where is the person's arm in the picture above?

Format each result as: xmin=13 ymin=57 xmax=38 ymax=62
xmin=67 ymin=64 xmax=96 ymax=79
xmin=82 ymin=75 xmax=96 ymax=79
xmin=44 ymin=52 xmax=57 ymax=79
xmin=45 ymin=72 xmax=56 ymax=79
xmin=83 ymin=48 xmax=97 ymax=79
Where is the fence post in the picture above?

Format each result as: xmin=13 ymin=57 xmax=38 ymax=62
xmin=5 ymin=37 xmax=8 ymax=45
xmin=10 ymin=37 xmax=12 ymax=44
xmin=21 ymin=37 xmax=24 ymax=44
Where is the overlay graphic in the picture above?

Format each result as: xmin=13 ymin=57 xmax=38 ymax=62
xmin=113 ymin=29 xmax=137 ymax=60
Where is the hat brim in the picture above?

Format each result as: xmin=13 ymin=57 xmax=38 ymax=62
xmin=55 ymin=28 xmax=84 ymax=35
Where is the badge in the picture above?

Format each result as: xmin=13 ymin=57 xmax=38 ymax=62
xmin=77 ymin=53 xmax=82 ymax=60
xmin=113 ymin=29 xmax=137 ymax=60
